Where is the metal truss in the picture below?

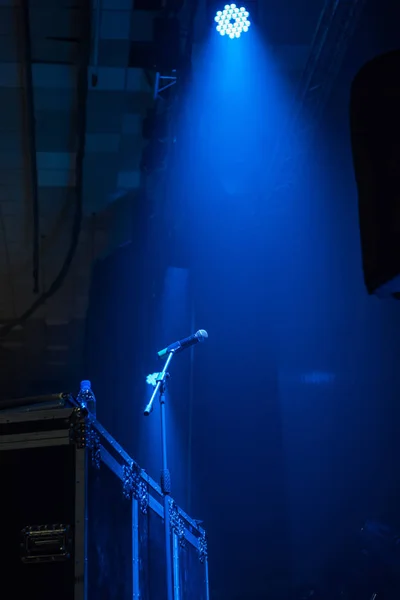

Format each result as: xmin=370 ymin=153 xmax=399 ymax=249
xmin=270 ymin=0 xmax=367 ymax=189
xmin=293 ymin=0 xmax=367 ymax=130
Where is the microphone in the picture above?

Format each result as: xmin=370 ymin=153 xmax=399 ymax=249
xmin=157 ymin=330 xmax=208 ymax=358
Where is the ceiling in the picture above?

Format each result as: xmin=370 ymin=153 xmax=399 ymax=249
xmin=0 ymin=0 xmax=361 ymax=396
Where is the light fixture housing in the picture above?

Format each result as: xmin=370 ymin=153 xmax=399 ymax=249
xmin=214 ymin=4 xmax=251 ymax=39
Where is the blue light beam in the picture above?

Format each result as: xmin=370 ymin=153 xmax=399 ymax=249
xmin=214 ymin=4 xmax=251 ymax=39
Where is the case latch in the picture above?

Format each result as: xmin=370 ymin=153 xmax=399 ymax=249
xmin=20 ymin=524 xmax=72 ymax=563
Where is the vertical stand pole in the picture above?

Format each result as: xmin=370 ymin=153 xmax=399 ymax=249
xmin=144 ymin=351 xmax=175 ymax=600
xmin=160 ymin=383 xmax=173 ymax=600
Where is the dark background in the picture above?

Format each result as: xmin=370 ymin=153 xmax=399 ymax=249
xmin=85 ymin=1 xmax=400 ymax=597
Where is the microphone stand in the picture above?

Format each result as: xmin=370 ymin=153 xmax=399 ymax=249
xmin=144 ymin=350 xmax=175 ymax=600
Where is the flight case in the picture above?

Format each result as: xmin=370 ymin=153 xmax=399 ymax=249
xmin=0 ymin=406 xmax=209 ymax=600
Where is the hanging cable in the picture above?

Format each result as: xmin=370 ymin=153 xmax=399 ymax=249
xmin=90 ymin=0 xmax=103 ymax=87
xmin=0 ymin=203 xmax=17 ymax=320
xmin=20 ymin=0 xmax=40 ymax=294
xmin=0 ymin=0 xmax=92 ymax=338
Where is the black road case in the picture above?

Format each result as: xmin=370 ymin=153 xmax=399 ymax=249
xmin=0 ymin=407 xmax=209 ymax=600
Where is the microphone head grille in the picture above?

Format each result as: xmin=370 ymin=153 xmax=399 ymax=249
xmin=196 ymin=329 xmax=208 ymax=342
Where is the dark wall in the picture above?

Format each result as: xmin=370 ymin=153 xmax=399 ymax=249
xmin=84 ymin=239 xmax=159 ymax=456
xmin=84 ymin=210 xmax=193 ymax=509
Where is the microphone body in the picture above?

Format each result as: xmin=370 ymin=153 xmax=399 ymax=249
xmin=157 ymin=329 xmax=208 ymax=358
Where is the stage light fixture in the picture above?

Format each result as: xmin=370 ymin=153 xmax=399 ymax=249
xmin=214 ymin=4 xmax=250 ymax=39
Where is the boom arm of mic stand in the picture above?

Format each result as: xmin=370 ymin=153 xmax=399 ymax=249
xmin=144 ymin=351 xmax=175 ymax=416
